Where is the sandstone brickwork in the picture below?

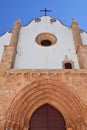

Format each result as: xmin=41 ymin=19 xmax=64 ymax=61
xmin=71 ymin=19 xmax=87 ymax=69
xmin=0 ymin=70 xmax=86 ymax=130
xmin=0 ymin=19 xmax=21 ymax=70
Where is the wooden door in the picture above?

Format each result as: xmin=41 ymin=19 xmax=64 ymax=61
xmin=29 ymin=104 xmax=66 ymax=130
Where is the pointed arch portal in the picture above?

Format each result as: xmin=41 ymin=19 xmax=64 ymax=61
xmin=29 ymin=104 xmax=66 ymax=130
xmin=5 ymin=79 xmax=86 ymax=130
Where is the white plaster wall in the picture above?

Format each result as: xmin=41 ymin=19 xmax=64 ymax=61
xmin=14 ymin=16 xmax=79 ymax=69
xmin=81 ymin=31 xmax=87 ymax=45
xmin=0 ymin=32 xmax=11 ymax=61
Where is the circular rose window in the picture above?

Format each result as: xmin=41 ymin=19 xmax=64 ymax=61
xmin=35 ymin=33 xmax=57 ymax=47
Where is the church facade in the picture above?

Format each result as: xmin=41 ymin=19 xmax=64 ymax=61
xmin=0 ymin=15 xmax=87 ymax=130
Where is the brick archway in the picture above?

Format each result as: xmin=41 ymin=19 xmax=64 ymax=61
xmin=5 ymin=79 xmax=86 ymax=130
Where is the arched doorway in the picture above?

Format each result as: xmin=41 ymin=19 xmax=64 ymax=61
xmin=5 ymin=79 xmax=86 ymax=130
xmin=29 ymin=104 xmax=66 ymax=130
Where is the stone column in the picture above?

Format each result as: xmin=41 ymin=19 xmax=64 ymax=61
xmin=1 ymin=19 xmax=21 ymax=70
xmin=19 ymin=124 xmax=24 ymax=130
xmin=1 ymin=45 xmax=16 ymax=69
xmin=71 ymin=19 xmax=87 ymax=69
xmin=14 ymin=123 xmax=20 ymax=130
xmin=23 ymin=123 xmax=29 ymax=130
xmin=71 ymin=19 xmax=82 ymax=52
xmin=10 ymin=122 xmax=15 ymax=130
xmin=5 ymin=121 xmax=10 ymax=130
xmin=77 ymin=45 xmax=87 ymax=69
xmin=10 ymin=19 xmax=21 ymax=46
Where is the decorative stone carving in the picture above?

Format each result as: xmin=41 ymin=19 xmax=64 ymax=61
xmin=35 ymin=33 xmax=57 ymax=46
xmin=0 ymin=105 xmax=4 ymax=120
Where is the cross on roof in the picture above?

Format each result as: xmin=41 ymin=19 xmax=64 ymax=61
xmin=40 ymin=8 xmax=52 ymax=16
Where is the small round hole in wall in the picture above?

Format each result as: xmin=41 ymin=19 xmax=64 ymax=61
xmin=41 ymin=40 xmax=52 ymax=46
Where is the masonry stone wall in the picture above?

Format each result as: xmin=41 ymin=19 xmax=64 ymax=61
xmin=0 ymin=70 xmax=86 ymax=130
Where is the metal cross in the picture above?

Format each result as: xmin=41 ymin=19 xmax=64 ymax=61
xmin=40 ymin=8 xmax=52 ymax=16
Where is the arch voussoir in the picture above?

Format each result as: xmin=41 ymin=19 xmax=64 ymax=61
xmin=5 ymin=79 xmax=86 ymax=130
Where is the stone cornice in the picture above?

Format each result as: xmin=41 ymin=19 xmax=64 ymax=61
xmin=0 ymin=69 xmax=87 ymax=76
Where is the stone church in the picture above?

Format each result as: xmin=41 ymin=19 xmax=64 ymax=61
xmin=0 ymin=12 xmax=87 ymax=130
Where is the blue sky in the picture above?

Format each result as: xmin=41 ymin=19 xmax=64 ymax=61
xmin=0 ymin=0 xmax=87 ymax=35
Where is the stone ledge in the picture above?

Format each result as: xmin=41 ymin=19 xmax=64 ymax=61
xmin=2 ymin=69 xmax=87 ymax=74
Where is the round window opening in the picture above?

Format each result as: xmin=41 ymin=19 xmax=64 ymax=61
xmin=36 ymin=33 xmax=57 ymax=47
xmin=41 ymin=40 xmax=52 ymax=46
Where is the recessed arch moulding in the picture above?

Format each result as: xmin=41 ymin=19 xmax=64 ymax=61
xmin=5 ymin=78 xmax=87 ymax=130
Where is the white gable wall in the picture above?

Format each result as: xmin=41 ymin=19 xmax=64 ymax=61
xmin=81 ymin=31 xmax=87 ymax=45
xmin=14 ymin=16 xmax=79 ymax=69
